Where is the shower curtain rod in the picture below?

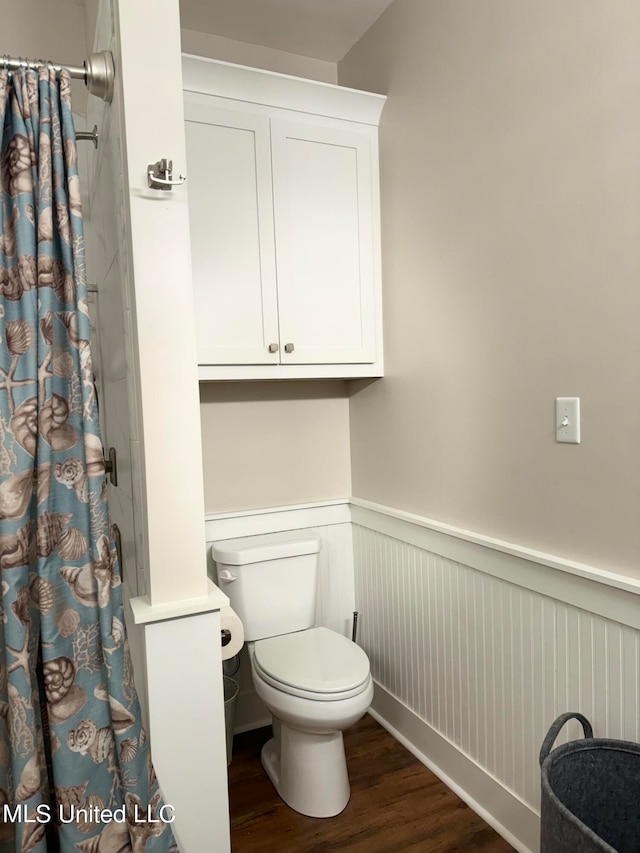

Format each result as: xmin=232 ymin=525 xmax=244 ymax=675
xmin=1 ymin=50 xmax=115 ymax=103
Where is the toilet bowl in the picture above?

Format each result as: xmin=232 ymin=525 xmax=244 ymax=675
xmin=212 ymin=533 xmax=374 ymax=818
xmin=248 ymin=627 xmax=373 ymax=818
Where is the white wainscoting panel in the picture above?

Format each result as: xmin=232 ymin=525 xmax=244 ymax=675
xmin=353 ymin=521 xmax=640 ymax=852
xmin=203 ymin=499 xmax=640 ymax=851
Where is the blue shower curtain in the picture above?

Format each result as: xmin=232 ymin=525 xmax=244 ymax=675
xmin=0 ymin=68 xmax=177 ymax=852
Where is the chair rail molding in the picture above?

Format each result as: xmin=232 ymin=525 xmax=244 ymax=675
xmin=350 ymin=498 xmax=640 ymax=629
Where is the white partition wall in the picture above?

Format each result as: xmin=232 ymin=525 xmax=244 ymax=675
xmin=115 ymin=0 xmax=208 ymax=608
xmin=84 ymin=1 xmax=232 ymax=849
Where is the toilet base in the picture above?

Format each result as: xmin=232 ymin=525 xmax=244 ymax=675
xmin=261 ymin=718 xmax=350 ymax=818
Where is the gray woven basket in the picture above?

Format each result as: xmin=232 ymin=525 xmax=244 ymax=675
xmin=540 ymin=712 xmax=640 ymax=852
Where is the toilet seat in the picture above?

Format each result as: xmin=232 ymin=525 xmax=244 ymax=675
xmin=253 ymin=627 xmax=370 ymax=702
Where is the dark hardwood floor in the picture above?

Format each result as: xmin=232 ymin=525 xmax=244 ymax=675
xmin=228 ymin=714 xmax=515 ymax=852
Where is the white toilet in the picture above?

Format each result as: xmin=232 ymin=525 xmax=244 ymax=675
xmin=212 ymin=532 xmax=373 ymax=818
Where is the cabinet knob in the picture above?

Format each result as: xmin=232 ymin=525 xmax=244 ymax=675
xmin=268 ymin=343 xmax=279 ymax=353
xmin=284 ymin=343 xmax=295 ymax=353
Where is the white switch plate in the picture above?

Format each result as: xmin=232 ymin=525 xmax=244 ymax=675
xmin=556 ymin=397 xmax=580 ymax=444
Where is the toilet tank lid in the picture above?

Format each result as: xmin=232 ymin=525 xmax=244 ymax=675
xmin=211 ymin=533 xmax=321 ymax=566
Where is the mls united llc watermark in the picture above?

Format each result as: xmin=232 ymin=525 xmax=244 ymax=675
xmin=3 ymin=803 xmax=176 ymax=825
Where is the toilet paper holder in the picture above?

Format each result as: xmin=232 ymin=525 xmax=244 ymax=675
xmin=219 ymin=606 xmax=244 ymax=660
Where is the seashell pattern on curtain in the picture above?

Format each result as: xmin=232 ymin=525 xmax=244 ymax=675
xmin=0 ymin=68 xmax=178 ymax=852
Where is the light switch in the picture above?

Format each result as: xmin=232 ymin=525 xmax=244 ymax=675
xmin=556 ymin=397 xmax=580 ymax=444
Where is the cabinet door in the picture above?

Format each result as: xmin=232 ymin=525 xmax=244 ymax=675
xmin=184 ymin=103 xmax=279 ymax=365
xmin=270 ymin=120 xmax=376 ymax=364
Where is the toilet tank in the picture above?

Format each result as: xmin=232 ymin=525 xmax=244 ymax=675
xmin=211 ymin=533 xmax=321 ymax=641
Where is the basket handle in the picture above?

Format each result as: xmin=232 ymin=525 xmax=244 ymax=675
xmin=539 ymin=712 xmax=593 ymax=766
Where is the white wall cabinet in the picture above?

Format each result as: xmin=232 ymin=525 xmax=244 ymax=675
xmin=182 ymin=56 xmax=386 ymax=381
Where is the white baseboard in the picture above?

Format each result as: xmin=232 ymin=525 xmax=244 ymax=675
xmin=370 ymin=682 xmax=540 ymax=853
xmin=234 ymin=691 xmax=271 ymax=735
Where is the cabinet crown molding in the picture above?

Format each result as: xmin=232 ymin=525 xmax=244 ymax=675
xmin=182 ymin=54 xmax=386 ymax=126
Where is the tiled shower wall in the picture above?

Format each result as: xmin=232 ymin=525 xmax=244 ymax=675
xmin=353 ymin=522 xmax=640 ymax=820
xmin=85 ymin=2 xmax=142 ymax=604
xmin=83 ymin=0 xmax=149 ymax=720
